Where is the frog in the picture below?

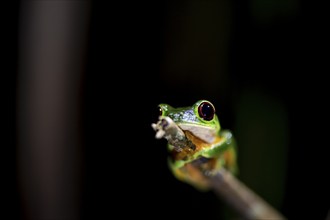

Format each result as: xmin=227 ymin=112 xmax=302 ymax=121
xmin=151 ymin=100 xmax=238 ymax=191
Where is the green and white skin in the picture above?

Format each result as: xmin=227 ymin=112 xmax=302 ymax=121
xmin=152 ymin=100 xmax=238 ymax=191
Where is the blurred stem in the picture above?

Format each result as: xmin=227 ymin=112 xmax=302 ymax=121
xmin=208 ymin=168 xmax=286 ymax=220
xmin=17 ymin=1 xmax=90 ymax=219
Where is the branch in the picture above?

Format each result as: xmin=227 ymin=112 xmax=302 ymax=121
xmin=207 ymin=168 xmax=286 ymax=220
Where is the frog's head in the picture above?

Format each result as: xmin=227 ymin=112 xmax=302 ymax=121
xmin=158 ymin=100 xmax=220 ymax=143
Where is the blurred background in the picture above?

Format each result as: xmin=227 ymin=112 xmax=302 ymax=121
xmin=10 ymin=0 xmax=329 ymax=219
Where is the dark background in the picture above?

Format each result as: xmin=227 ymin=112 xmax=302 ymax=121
xmin=10 ymin=1 xmax=329 ymax=219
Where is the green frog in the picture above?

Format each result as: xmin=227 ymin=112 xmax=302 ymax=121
xmin=152 ymin=100 xmax=238 ymax=190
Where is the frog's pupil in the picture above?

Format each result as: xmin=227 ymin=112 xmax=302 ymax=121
xmin=198 ymin=102 xmax=214 ymax=121
xmin=159 ymin=107 xmax=163 ymax=116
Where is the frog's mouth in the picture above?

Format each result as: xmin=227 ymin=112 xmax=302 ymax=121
xmin=177 ymin=123 xmax=215 ymax=144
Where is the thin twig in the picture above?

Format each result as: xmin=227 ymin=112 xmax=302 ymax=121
xmin=208 ymin=168 xmax=286 ymax=220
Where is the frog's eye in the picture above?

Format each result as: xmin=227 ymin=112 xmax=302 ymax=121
xmin=198 ymin=101 xmax=215 ymax=121
xmin=153 ymin=106 xmax=163 ymax=122
xmin=158 ymin=106 xmax=163 ymax=116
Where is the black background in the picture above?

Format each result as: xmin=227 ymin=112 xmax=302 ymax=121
xmin=9 ymin=1 xmax=329 ymax=219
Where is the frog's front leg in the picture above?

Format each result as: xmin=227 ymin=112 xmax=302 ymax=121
xmin=200 ymin=130 xmax=238 ymax=176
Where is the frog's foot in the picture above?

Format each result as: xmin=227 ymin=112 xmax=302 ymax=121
xmin=151 ymin=116 xmax=170 ymax=139
xmin=191 ymin=157 xmax=221 ymax=177
xmin=152 ymin=116 xmax=195 ymax=151
xmin=151 ymin=116 xmax=185 ymax=140
xmin=169 ymin=160 xmax=211 ymax=191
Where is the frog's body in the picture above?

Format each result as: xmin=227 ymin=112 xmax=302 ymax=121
xmin=157 ymin=100 xmax=238 ymax=190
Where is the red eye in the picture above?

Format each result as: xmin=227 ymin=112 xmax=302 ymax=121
xmin=198 ymin=101 xmax=215 ymax=121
